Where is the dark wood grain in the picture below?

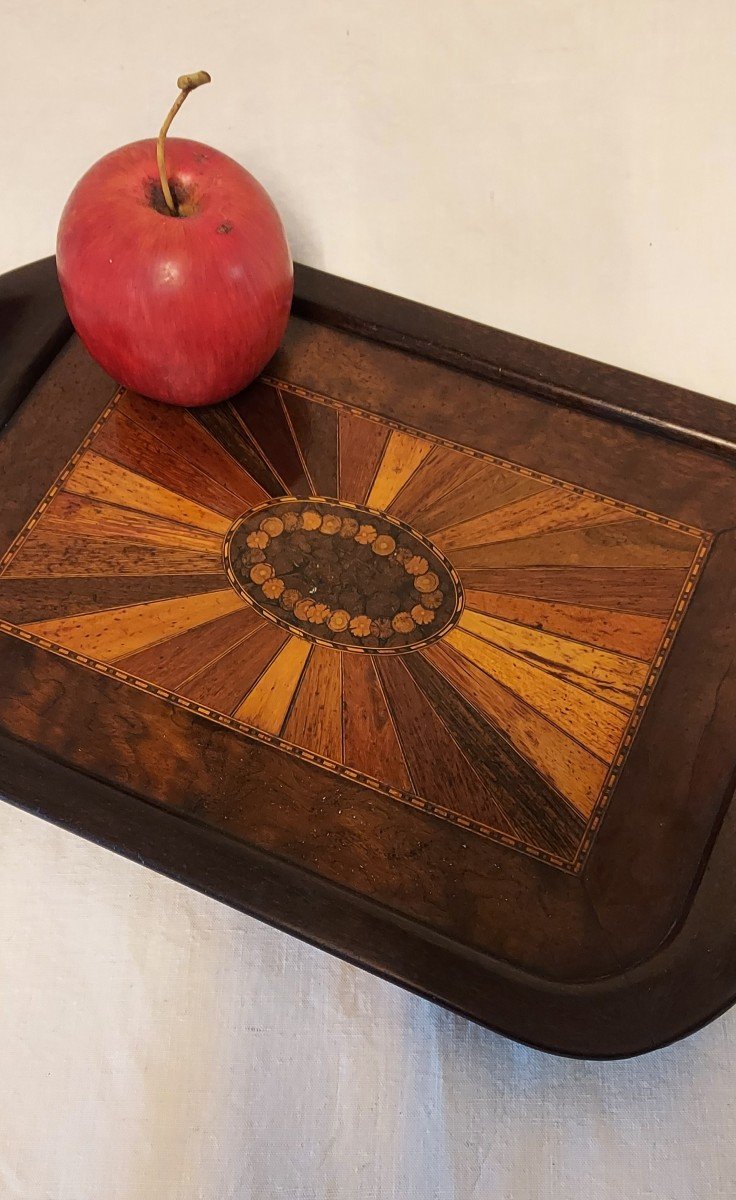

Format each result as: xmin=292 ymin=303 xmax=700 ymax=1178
xmin=404 ymin=650 xmax=586 ymax=859
xmin=4 ymin=534 xmax=224 ymax=578
xmin=3 ymin=258 xmax=736 ymax=1058
xmin=280 ymin=386 xmax=339 ymax=499
xmin=0 ymin=256 xmax=71 ymax=429
xmin=0 ymin=338 xmax=117 ymax=552
xmin=94 ymin=406 xmax=247 ymax=519
xmin=115 ymin=605 xmax=263 ymax=689
xmin=0 ymin=629 xmax=618 ymax=983
xmin=341 ymin=653 xmax=411 ymax=789
xmin=376 ymin=655 xmax=516 ymax=835
xmin=3 ymin=720 xmax=736 ymax=1059
xmin=582 ymin=527 xmax=736 ymax=965
xmin=293 ymin=262 xmax=736 ymax=459
xmin=338 ymin=410 xmax=390 ymax=505
xmin=458 ymin=565 xmax=690 ymax=617
xmin=184 ymin=619 xmax=289 ymax=713
xmin=193 ymin=402 xmax=285 ymax=496
xmin=275 ymin=318 xmax=736 ymax=534
xmin=232 ymin=381 xmax=311 ymax=496
xmin=119 ymin=392 xmax=269 ymax=508
xmin=0 ymin=573 xmax=228 ymax=623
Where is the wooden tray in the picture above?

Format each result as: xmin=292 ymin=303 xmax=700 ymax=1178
xmin=2 ymin=256 xmax=736 ymax=1058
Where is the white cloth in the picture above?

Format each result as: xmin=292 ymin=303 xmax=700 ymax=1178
xmin=2 ymin=802 xmax=735 ymax=1200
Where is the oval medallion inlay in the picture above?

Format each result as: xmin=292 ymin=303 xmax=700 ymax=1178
xmin=224 ymin=497 xmax=464 ymax=653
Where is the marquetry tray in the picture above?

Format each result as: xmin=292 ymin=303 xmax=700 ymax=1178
xmin=2 ymin=257 xmax=736 ymax=1058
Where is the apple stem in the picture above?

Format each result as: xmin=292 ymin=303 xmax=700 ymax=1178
xmin=157 ymin=71 xmax=212 ymax=215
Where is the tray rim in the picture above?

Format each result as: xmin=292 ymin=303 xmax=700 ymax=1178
xmin=2 ymin=254 xmax=736 ymax=1059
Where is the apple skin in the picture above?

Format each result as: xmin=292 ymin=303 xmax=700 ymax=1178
xmin=56 ymin=137 xmax=293 ymax=406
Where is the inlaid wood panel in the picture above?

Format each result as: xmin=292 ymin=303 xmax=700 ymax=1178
xmin=0 ymin=573 xmax=230 ymax=623
xmin=93 ymin=405 xmax=251 ymax=518
xmin=281 ymin=387 xmax=339 ymax=499
xmin=185 ymin=618 xmax=289 ymax=713
xmin=341 ymin=652 xmax=411 ymax=789
xmin=191 ymin=401 xmax=286 ymax=496
xmin=283 ymin=644 xmax=343 ymax=762
xmin=25 ymin=589 xmax=244 ymax=662
xmin=337 ymin=410 xmax=391 ymax=505
xmin=232 ymin=381 xmax=313 ymax=497
xmin=366 ymin=429 xmax=434 ymax=511
xmin=376 ymin=654 xmax=516 ymax=836
xmin=0 ymin=377 xmax=711 ymax=874
xmin=65 ymin=452 xmax=232 ymax=535
xmin=115 ymin=604 xmax=265 ymax=689
xmin=462 ymin=590 xmax=668 ymax=661
xmin=421 ymin=640 xmax=608 ymax=818
xmin=458 ymin=566 xmax=691 ymax=617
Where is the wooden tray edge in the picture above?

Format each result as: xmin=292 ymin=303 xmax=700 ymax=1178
xmin=0 ymin=256 xmax=71 ymax=430
xmin=3 ymin=725 xmax=736 ymax=1060
xmin=2 ymin=256 xmax=736 ymax=1057
xmin=293 ymin=262 xmax=736 ymax=458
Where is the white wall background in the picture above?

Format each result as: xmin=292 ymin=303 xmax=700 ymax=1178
xmin=2 ymin=3 xmax=736 ymax=1199
xmin=2 ymin=0 xmax=736 ymax=400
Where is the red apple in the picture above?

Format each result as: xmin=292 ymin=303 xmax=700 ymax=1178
xmin=57 ymin=104 xmax=292 ymax=406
